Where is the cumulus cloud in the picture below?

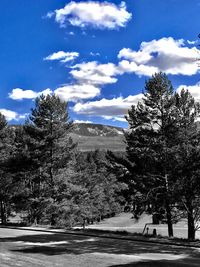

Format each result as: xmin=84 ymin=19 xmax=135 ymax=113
xmin=53 ymin=1 xmax=132 ymax=29
xmin=9 ymin=83 xmax=100 ymax=103
xmin=118 ymin=37 xmax=200 ymax=76
xmin=43 ymin=59 xmax=121 ymax=102
xmin=70 ymin=61 xmax=119 ymax=85
xmin=46 ymin=61 xmax=120 ymax=102
xmin=9 ymin=88 xmax=52 ymax=100
xmin=73 ymin=94 xmax=143 ymax=118
xmin=0 ymin=109 xmax=28 ymax=121
xmin=54 ymin=84 xmax=100 ymax=102
xmin=118 ymin=59 xmax=158 ymax=77
xmin=176 ymin=83 xmax=200 ymax=102
xmin=44 ymin=51 xmax=79 ymax=63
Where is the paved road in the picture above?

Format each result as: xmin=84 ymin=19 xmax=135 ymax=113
xmin=0 ymin=228 xmax=200 ymax=266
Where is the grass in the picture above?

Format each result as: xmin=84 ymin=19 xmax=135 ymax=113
xmin=72 ymin=212 xmax=200 ymax=247
xmin=71 ymin=133 xmax=125 ymax=151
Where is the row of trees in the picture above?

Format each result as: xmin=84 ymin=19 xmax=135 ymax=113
xmin=108 ymin=72 xmax=200 ymax=240
xmin=0 ymin=95 xmax=124 ymax=227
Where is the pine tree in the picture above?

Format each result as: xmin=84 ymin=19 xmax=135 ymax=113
xmin=109 ymin=73 xmax=178 ymax=237
xmin=172 ymin=89 xmax=200 ymax=240
xmin=142 ymin=72 xmax=177 ymax=237
xmin=73 ymin=150 xmax=125 ymax=225
xmin=24 ymin=94 xmax=76 ymax=225
xmin=0 ymin=113 xmax=15 ymax=224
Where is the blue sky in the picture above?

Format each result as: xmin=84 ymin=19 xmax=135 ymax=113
xmin=0 ymin=0 xmax=200 ymax=127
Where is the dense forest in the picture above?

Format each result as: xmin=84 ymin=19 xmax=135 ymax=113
xmin=1 ymin=72 xmax=200 ymax=240
xmin=0 ymin=95 xmax=125 ymax=228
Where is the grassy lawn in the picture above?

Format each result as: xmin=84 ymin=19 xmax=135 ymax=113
xmin=85 ymin=213 xmax=196 ymax=239
xmin=1 ymin=228 xmax=200 ymax=266
xmin=72 ymin=134 xmax=125 ymax=151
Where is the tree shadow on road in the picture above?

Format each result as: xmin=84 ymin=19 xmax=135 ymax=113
xmin=1 ymin=230 xmax=200 ymax=266
xmin=109 ymin=262 xmax=192 ymax=267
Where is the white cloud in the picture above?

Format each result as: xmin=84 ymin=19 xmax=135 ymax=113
xmin=176 ymin=83 xmax=200 ymax=102
xmin=44 ymin=59 xmax=122 ymax=103
xmin=74 ymin=119 xmax=92 ymax=124
xmin=103 ymin=115 xmax=127 ymax=122
xmin=90 ymin=52 xmax=100 ymax=57
xmin=53 ymin=1 xmax=132 ymax=29
xmin=0 ymin=109 xmax=28 ymax=121
xmin=187 ymin=40 xmax=198 ymax=45
xmin=54 ymin=84 xmax=100 ymax=102
xmin=73 ymin=94 xmax=143 ymax=117
xmin=9 ymin=88 xmax=52 ymax=100
xmin=118 ymin=37 xmax=200 ymax=76
xmin=46 ymin=12 xmax=54 ymax=19
xmin=43 ymin=61 xmax=120 ymax=103
xmin=9 ymin=83 xmax=100 ymax=103
xmin=44 ymin=51 xmax=79 ymax=63
xmin=70 ymin=61 xmax=119 ymax=85
xmin=118 ymin=60 xmax=158 ymax=77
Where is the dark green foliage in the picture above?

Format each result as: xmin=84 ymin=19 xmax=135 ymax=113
xmin=12 ymin=94 xmax=124 ymax=227
xmin=0 ymin=114 xmax=15 ymax=224
xmin=171 ymin=90 xmax=200 ymax=240
xmin=127 ymin=73 xmax=177 ymax=236
xmin=0 ymin=95 xmax=125 ymax=228
xmin=0 ymin=78 xmax=200 ymax=242
xmin=22 ymin=94 xmax=76 ymax=225
xmin=108 ymin=73 xmax=181 ymax=237
xmin=108 ymin=73 xmax=200 ymax=240
xmin=70 ymin=150 xmax=125 ymax=225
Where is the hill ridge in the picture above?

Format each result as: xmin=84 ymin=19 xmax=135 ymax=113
xmin=72 ymin=123 xmax=126 ymax=151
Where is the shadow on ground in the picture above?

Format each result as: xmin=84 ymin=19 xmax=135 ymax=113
xmin=1 ymin=231 xmax=200 ymax=266
xmin=109 ymin=263 xmax=195 ymax=267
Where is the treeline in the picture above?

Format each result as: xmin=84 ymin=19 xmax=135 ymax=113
xmin=0 ymin=95 xmax=125 ymax=227
xmin=1 ymin=72 xmax=200 ymax=240
xmin=108 ymin=72 xmax=200 ymax=240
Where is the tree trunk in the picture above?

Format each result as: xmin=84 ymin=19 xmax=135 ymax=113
xmin=0 ymin=200 xmax=6 ymax=225
xmin=165 ymin=175 xmax=173 ymax=237
xmin=166 ymin=201 xmax=173 ymax=237
xmin=50 ymin=213 xmax=56 ymax=226
xmin=187 ymin=205 xmax=195 ymax=240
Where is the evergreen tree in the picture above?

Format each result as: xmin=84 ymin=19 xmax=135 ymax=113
xmin=109 ymin=73 xmax=178 ymax=237
xmin=8 ymin=125 xmax=43 ymax=224
xmin=126 ymin=73 xmax=178 ymax=237
xmin=0 ymin=113 xmax=15 ymax=224
xmin=24 ymin=94 xmax=76 ymax=225
xmin=73 ymin=150 xmax=125 ymax=225
xmin=172 ymin=89 xmax=200 ymax=240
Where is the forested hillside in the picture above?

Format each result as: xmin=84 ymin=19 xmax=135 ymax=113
xmin=71 ymin=123 xmax=125 ymax=151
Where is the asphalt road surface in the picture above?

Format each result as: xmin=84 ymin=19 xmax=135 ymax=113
xmin=0 ymin=228 xmax=200 ymax=267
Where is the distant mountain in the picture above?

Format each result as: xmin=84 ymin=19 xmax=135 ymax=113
xmin=73 ymin=123 xmax=124 ymax=137
xmin=71 ymin=123 xmax=126 ymax=152
xmin=10 ymin=123 xmax=126 ymax=152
